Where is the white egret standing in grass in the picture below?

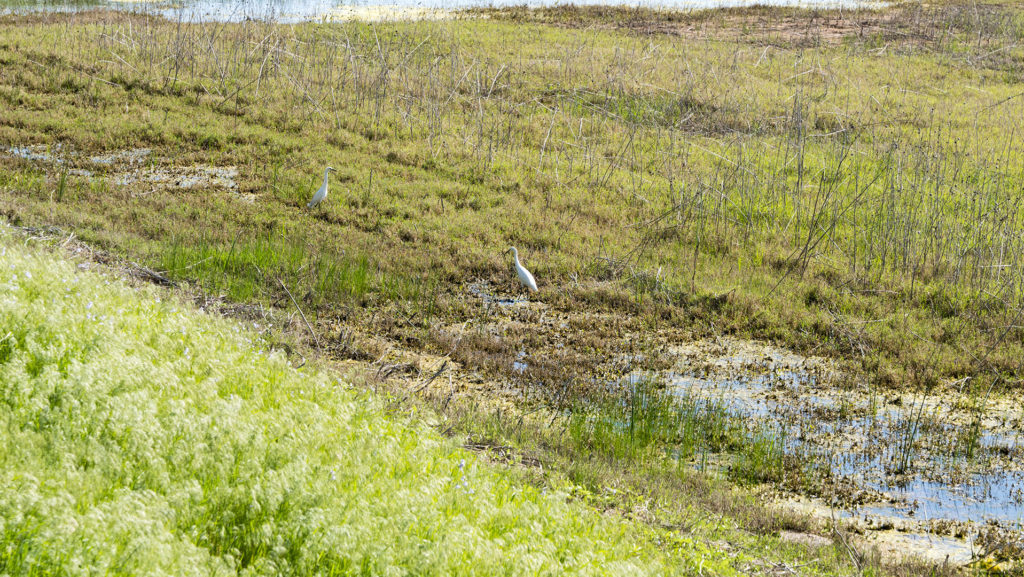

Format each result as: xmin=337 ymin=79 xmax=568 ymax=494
xmin=307 ymin=167 xmax=335 ymax=209
xmin=504 ymin=246 xmax=538 ymax=295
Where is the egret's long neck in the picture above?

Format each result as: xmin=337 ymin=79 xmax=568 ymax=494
xmin=511 ymin=250 xmax=520 ymax=265
xmin=322 ymin=170 xmax=331 ymax=186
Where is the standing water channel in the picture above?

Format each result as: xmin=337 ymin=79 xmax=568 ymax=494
xmin=660 ymin=337 xmax=1024 ymax=563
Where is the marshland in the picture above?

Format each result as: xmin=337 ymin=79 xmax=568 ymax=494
xmin=1 ymin=0 xmax=1023 ymax=573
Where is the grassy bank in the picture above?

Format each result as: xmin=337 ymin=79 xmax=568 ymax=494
xmin=1 ymin=3 xmax=1023 ymax=394
xmin=0 ymin=228 xmax=716 ymax=575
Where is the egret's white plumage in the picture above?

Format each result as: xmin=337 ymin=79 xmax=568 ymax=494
xmin=505 ymin=246 xmax=538 ymax=293
xmin=307 ymin=167 xmax=335 ymax=208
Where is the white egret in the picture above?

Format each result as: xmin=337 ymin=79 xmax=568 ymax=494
xmin=307 ymin=166 xmax=335 ymax=209
xmin=504 ymin=246 xmax=538 ymax=294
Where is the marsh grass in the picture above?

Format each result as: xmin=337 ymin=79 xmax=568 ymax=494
xmin=731 ymin=428 xmax=790 ymax=485
xmin=2 ymin=4 xmax=1023 ymax=394
xmin=562 ymin=374 xmax=798 ymax=486
xmin=409 ymin=373 xmax=809 ymax=527
xmin=2 ymin=4 xmax=1024 ymax=568
xmin=161 ymin=231 xmax=377 ymax=306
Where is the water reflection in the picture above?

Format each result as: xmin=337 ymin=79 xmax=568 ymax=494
xmin=663 ymin=339 xmax=1024 ymax=531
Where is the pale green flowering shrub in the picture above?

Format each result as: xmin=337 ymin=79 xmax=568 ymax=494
xmin=0 ymin=232 xmax=680 ymax=576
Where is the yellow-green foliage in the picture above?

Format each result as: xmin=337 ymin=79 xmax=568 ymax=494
xmin=0 ymin=229 xmax=698 ymax=576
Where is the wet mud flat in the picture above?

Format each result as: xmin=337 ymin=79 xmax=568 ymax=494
xmin=667 ymin=337 xmax=1024 ymax=565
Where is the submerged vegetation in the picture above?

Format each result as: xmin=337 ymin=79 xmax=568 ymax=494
xmin=2 ymin=0 xmax=1024 ymax=571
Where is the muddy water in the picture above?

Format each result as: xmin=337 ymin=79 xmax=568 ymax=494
xmin=467 ymin=281 xmax=522 ymax=306
xmin=666 ymin=337 xmax=1024 ymax=562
